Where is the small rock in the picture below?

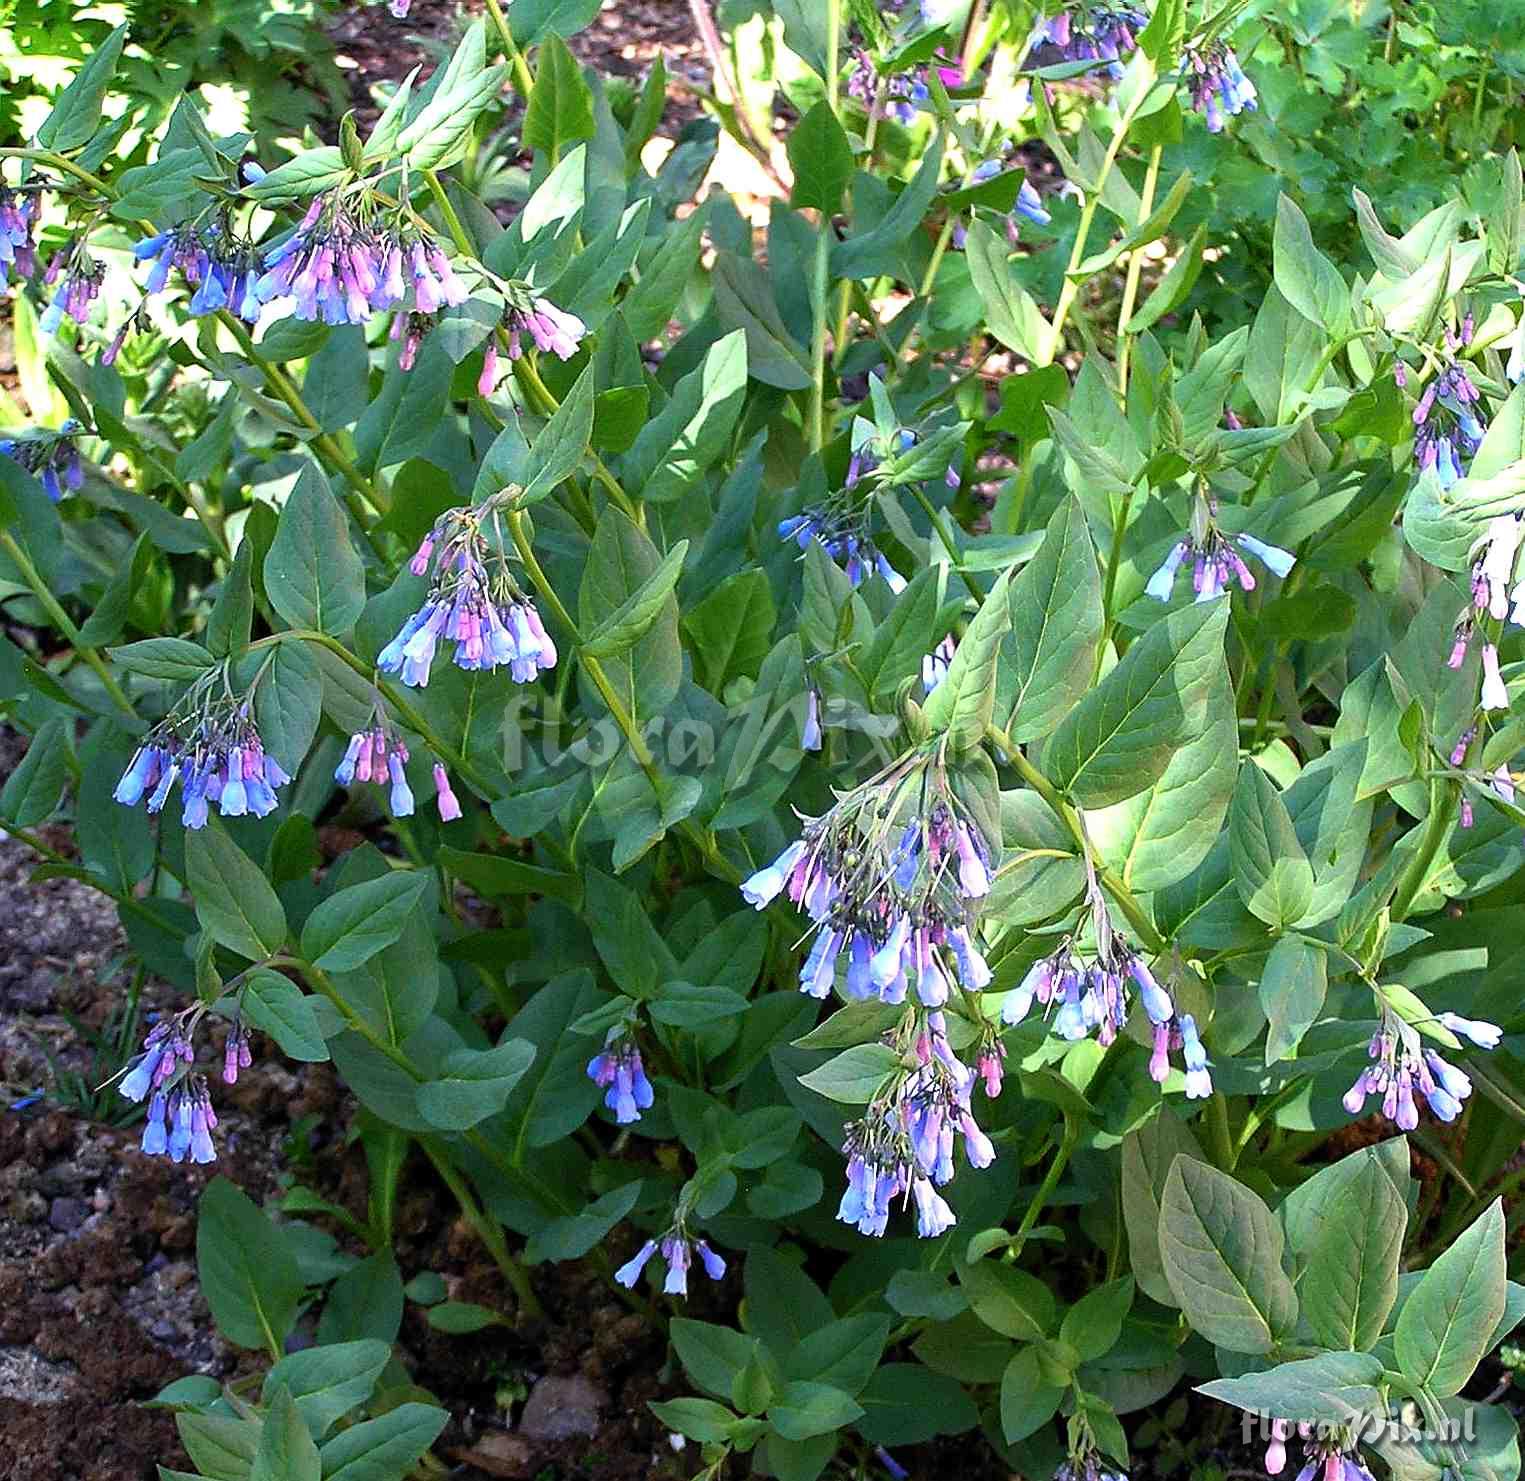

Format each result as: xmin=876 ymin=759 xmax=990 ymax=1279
xmin=517 ymin=1373 xmax=603 ymax=1441
xmin=456 ymin=1432 xmax=536 ymax=1478
xmin=47 ymin=1197 xmax=89 ymax=1233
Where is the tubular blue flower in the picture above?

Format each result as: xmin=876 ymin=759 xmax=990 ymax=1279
xmin=801 ymin=688 xmax=823 ymax=751
xmin=741 ymin=840 xmax=807 ymax=909
xmin=1180 ymin=1014 xmax=1212 ymax=1098
xmin=912 ymin=1176 xmax=956 ymax=1237
xmin=1013 ymin=178 xmax=1052 ymax=229
xmin=614 ymin=1240 xmax=657 ymax=1287
xmin=1437 ymin=1011 xmax=1501 ymax=1048
xmin=387 ymin=752 xmax=415 ymax=816
xmin=660 ymin=1235 xmax=691 ymax=1295
xmin=695 ymin=1240 xmax=726 ymax=1280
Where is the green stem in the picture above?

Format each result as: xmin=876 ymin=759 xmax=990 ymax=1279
xmin=1011 ymin=1114 xmax=1082 ymax=1250
xmin=216 ymin=313 xmax=392 ymax=539
xmin=505 ymin=512 xmax=740 ymax=884
xmin=1206 ymin=1091 xmax=1236 ymax=1170
xmin=1043 ymin=88 xmax=1144 ymax=365
xmin=908 ymin=483 xmax=982 ymax=600
xmin=985 ymin=723 xmax=1165 ymax=953
xmin=480 ymin=0 xmax=536 ymax=96
xmin=0 ymin=529 xmax=137 ymax=718
xmin=1115 ymin=142 xmax=1162 ymax=393
xmin=511 ymin=358 xmax=642 ymax=526
xmin=807 ymin=0 xmax=842 ymax=451
xmin=418 ymin=1136 xmax=544 ymax=1322
xmin=1387 ymin=778 xmax=1456 ymax=923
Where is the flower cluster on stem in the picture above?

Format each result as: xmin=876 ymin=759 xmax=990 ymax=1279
xmin=379 ymin=493 xmax=558 ymax=688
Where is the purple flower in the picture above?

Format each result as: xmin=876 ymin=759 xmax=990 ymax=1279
xmin=504 ymin=296 xmax=587 ymax=361
xmin=587 ymin=1032 xmax=654 ymax=1124
xmin=433 ymin=762 xmax=462 ymax=821
xmin=0 ymin=186 xmax=39 ymax=284
xmin=1027 ymin=5 xmax=1147 ymax=79
xmin=1184 ymin=41 xmax=1257 ymax=131
xmin=1412 ymin=361 xmax=1486 ymax=488
xmin=39 ymin=251 xmax=105 ymax=333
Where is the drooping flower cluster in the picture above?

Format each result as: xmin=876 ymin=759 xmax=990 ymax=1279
xmin=1448 ymin=513 xmax=1519 ymax=712
xmin=1026 ymin=6 xmax=1146 ymax=77
xmin=40 ymin=245 xmax=105 ymax=333
xmin=1004 ymin=877 xmax=1211 ymax=1094
xmin=379 ymin=498 xmax=558 ymax=687
xmin=1055 ymin=1445 xmax=1129 ymax=1481
xmin=1183 ymin=40 xmax=1258 ymax=131
xmin=741 ymin=752 xmax=995 ymax=1005
xmin=115 ymin=676 xmax=291 ymax=830
xmin=0 ymin=186 xmax=39 ymax=285
xmin=0 ymin=419 xmax=85 ymax=501
xmin=1264 ymin=1425 xmax=1378 ymax=1481
xmin=1341 ymin=1008 xmax=1488 ymax=1129
xmin=1411 ymin=357 xmax=1485 ymax=488
xmin=615 ymin=1228 xmax=726 ymax=1295
xmin=587 ymin=1029 xmax=654 ymax=1124
xmin=501 ymin=288 xmax=588 ymax=363
xmin=255 ymin=194 xmax=467 ymax=328
xmin=117 ymin=1014 xmax=232 ymax=1165
xmin=779 ymin=500 xmax=905 ymax=591
xmin=134 ymin=223 xmax=263 ymax=321
xmin=1146 ymin=528 xmax=1296 ymax=602
xmin=839 ymin=1010 xmax=993 ymax=1239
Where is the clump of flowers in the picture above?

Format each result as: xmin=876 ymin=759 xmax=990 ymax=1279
xmin=1263 ymin=1425 xmax=1378 ymax=1481
xmin=0 ymin=419 xmax=85 ymax=501
xmin=587 ymin=1029 xmax=654 ymax=1124
xmin=379 ymin=494 xmax=558 ymax=688
xmin=1448 ymin=513 xmax=1517 ymax=711
xmin=779 ymin=499 xmax=905 ymax=592
xmin=1410 ymin=355 xmax=1485 ymax=489
xmin=1341 ymin=1007 xmax=1490 ymax=1129
xmin=1026 ymin=5 xmax=1147 ymax=78
xmin=333 ymin=703 xmax=462 ymax=820
xmin=254 ymin=192 xmax=468 ymax=327
xmin=501 ymin=283 xmax=588 ymax=362
xmin=114 ymin=664 xmax=291 ymax=829
xmin=1183 ymin=39 xmax=1258 ymax=131
xmin=839 ymin=1009 xmax=992 ymax=1239
xmin=1146 ymin=500 xmax=1295 ymax=603
xmin=1055 ymin=1444 xmax=1129 ymax=1481
xmin=0 ymin=185 xmax=39 ymax=285
xmin=741 ymin=750 xmax=996 ymax=1005
xmin=40 ymin=243 xmax=105 ymax=333
xmin=117 ymin=1008 xmax=244 ymax=1165
xmin=615 ymin=1212 xmax=727 ymax=1296
xmin=134 ymin=222 xmax=263 ymax=321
